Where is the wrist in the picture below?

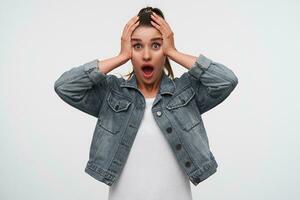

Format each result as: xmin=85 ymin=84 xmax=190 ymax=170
xmin=166 ymin=49 xmax=179 ymax=60
xmin=117 ymin=53 xmax=130 ymax=64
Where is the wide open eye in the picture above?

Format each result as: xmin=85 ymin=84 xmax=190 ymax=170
xmin=152 ymin=42 xmax=161 ymax=49
xmin=133 ymin=42 xmax=160 ymax=50
xmin=133 ymin=43 xmax=142 ymax=49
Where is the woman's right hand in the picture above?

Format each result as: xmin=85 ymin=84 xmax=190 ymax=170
xmin=119 ymin=15 xmax=140 ymax=60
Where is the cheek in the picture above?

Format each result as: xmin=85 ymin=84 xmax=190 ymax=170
xmin=155 ymin=54 xmax=166 ymax=65
xmin=131 ymin=59 xmax=139 ymax=66
xmin=130 ymin=57 xmax=140 ymax=70
xmin=130 ymin=53 xmax=138 ymax=61
xmin=131 ymin=51 xmax=141 ymax=60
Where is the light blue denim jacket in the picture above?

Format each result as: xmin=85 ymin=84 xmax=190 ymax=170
xmin=54 ymin=54 xmax=238 ymax=186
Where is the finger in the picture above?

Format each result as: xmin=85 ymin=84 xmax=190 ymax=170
xmin=150 ymin=20 xmax=162 ymax=33
xmin=151 ymin=13 xmax=170 ymax=31
xmin=151 ymin=12 xmax=164 ymax=24
xmin=151 ymin=18 xmax=168 ymax=35
xmin=150 ymin=14 xmax=168 ymax=32
xmin=130 ymin=18 xmax=139 ymax=30
xmin=127 ymin=16 xmax=139 ymax=31
xmin=152 ymin=12 xmax=165 ymax=23
xmin=124 ymin=20 xmax=139 ymax=40
xmin=150 ymin=13 xmax=160 ymax=25
xmin=151 ymin=14 xmax=172 ymax=36
xmin=130 ymin=15 xmax=139 ymax=24
xmin=124 ymin=17 xmax=139 ymax=36
xmin=151 ymin=12 xmax=172 ymax=29
xmin=126 ymin=15 xmax=139 ymax=29
xmin=129 ymin=20 xmax=140 ymax=32
xmin=130 ymin=15 xmax=139 ymax=22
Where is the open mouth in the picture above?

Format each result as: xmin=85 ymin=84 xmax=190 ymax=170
xmin=142 ymin=65 xmax=154 ymax=78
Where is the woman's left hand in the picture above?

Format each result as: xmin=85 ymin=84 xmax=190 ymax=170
xmin=150 ymin=12 xmax=177 ymax=56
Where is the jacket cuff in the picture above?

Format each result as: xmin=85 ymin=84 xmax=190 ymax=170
xmin=188 ymin=54 xmax=212 ymax=79
xmin=83 ymin=59 xmax=107 ymax=84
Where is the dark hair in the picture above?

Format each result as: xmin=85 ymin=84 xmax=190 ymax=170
xmin=124 ymin=6 xmax=174 ymax=80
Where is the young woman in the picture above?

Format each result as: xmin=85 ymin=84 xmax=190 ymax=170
xmin=54 ymin=6 xmax=238 ymax=200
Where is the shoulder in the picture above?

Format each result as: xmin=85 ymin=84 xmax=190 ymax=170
xmin=101 ymin=74 xmax=127 ymax=86
xmin=173 ymin=72 xmax=196 ymax=91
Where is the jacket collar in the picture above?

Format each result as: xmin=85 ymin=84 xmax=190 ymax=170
xmin=120 ymin=72 xmax=175 ymax=95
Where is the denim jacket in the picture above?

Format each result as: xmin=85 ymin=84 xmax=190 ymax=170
xmin=54 ymin=54 xmax=238 ymax=186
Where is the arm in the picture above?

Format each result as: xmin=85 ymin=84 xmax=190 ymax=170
xmin=54 ymin=14 xmax=139 ymax=117
xmin=168 ymin=50 xmax=238 ymax=114
xmin=149 ymin=13 xmax=238 ymax=114
xmin=167 ymin=50 xmax=197 ymax=70
xmin=54 ymin=54 xmax=129 ymax=117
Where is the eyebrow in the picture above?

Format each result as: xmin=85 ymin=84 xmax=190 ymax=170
xmin=131 ymin=37 xmax=163 ymax=42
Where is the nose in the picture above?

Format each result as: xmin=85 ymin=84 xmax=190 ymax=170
xmin=143 ymin=47 xmax=151 ymax=61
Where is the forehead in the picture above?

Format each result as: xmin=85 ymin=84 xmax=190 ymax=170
xmin=131 ymin=26 xmax=162 ymax=42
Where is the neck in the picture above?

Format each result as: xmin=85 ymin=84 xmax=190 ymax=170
xmin=137 ymin=73 xmax=163 ymax=98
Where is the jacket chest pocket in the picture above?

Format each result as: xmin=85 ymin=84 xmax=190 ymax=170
xmin=166 ymin=86 xmax=201 ymax=131
xmin=98 ymin=90 xmax=132 ymax=134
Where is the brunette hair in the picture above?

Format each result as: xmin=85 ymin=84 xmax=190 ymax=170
xmin=124 ymin=6 xmax=174 ymax=80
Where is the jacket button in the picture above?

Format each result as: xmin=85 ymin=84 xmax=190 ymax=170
xmin=115 ymin=105 xmax=119 ymax=110
xmin=195 ymin=177 xmax=201 ymax=183
xmin=156 ymin=111 xmax=162 ymax=116
xmin=175 ymin=144 xmax=182 ymax=150
xmin=185 ymin=161 xmax=191 ymax=168
xmin=181 ymin=99 xmax=185 ymax=104
xmin=166 ymin=127 xmax=172 ymax=133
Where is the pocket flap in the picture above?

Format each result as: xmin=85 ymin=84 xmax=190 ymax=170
xmin=167 ymin=87 xmax=195 ymax=109
xmin=107 ymin=90 xmax=132 ymax=112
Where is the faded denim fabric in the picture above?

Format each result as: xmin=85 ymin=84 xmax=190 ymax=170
xmin=54 ymin=54 xmax=238 ymax=186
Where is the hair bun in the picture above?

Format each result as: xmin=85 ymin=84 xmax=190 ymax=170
xmin=138 ymin=6 xmax=164 ymax=19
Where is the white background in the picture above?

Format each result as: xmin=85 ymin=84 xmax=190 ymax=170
xmin=1 ymin=0 xmax=299 ymax=199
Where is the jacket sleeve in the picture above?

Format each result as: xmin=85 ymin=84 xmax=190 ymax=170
xmin=54 ymin=59 xmax=113 ymax=118
xmin=187 ymin=54 xmax=238 ymax=114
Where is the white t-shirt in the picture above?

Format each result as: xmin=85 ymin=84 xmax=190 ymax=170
xmin=108 ymin=97 xmax=193 ymax=200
